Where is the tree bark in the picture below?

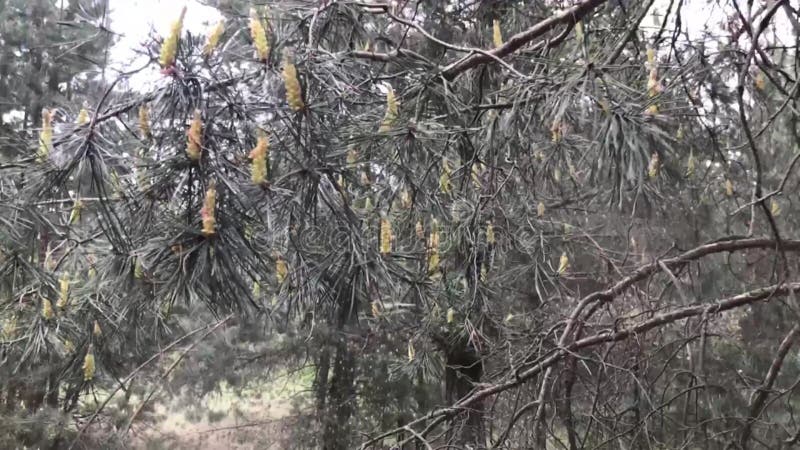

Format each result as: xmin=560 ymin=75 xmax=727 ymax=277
xmin=445 ymin=346 xmax=484 ymax=447
xmin=322 ymin=335 xmax=356 ymax=450
xmin=314 ymin=344 xmax=331 ymax=415
xmin=45 ymin=372 xmax=59 ymax=407
xmin=557 ymin=355 xmax=579 ymax=450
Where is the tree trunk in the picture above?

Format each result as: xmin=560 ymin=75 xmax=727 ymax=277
xmin=314 ymin=344 xmax=331 ymax=414
xmin=4 ymin=381 xmax=18 ymax=412
xmin=321 ymin=335 xmax=356 ymax=450
xmin=445 ymin=346 xmax=484 ymax=447
xmin=46 ymin=372 xmax=59 ymax=407
xmin=557 ymin=356 xmax=579 ymax=450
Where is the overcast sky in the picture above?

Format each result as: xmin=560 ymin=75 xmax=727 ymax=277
xmin=107 ymin=0 xmax=220 ymax=89
xmin=105 ymin=0 xmax=794 ymax=89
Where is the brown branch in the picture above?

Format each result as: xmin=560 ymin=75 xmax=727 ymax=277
xmin=364 ymin=281 xmax=800 ymax=445
xmin=357 ymin=2 xmax=530 ymax=78
xmin=556 ymin=237 xmax=800 ymax=352
xmin=459 ymin=282 xmax=800 ymax=427
xmin=348 ymin=48 xmax=434 ymax=66
xmin=740 ymin=324 xmax=800 ymax=448
xmin=602 ymin=0 xmax=656 ymax=68
xmin=440 ymin=0 xmax=608 ymax=80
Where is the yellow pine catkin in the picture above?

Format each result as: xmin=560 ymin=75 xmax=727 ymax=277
xmin=648 ymin=152 xmax=660 ymax=179
xmin=645 ymin=49 xmax=660 ymax=115
xmin=57 ymin=273 xmax=69 ymax=309
xmin=39 ymin=109 xmax=53 ymax=160
xmin=203 ymin=20 xmax=225 ymax=56
xmin=446 ymin=307 xmax=454 ymax=324
xmin=400 ymin=189 xmax=412 ymax=209
xmin=686 ymin=151 xmax=696 ymax=177
xmin=275 ymin=254 xmax=288 ymax=284
xmin=69 ymin=198 xmax=83 ymax=225
xmin=492 ymin=19 xmax=503 ymax=47
xmin=379 ymin=86 xmax=398 ymax=132
xmin=42 ymin=298 xmax=54 ymax=320
xmin=2 ymin=317 xmax=17 ymax=340
xmin=159 ymin=6 xmax=186 ymax=68
xmin=407 ymin=341 xmax=415 ymax=362
xmin=471 ymin=162 xmax=483 ymax=188
xmin=646 ymin=47 xmax=656 ymax=67
xmin=139 ymin=104 xmax=151 ymax=140
xmin=725 ymin=179 xmax=734 ymax=197
xmin=428 ymin=248 xmax=440 ymax=275
xmin=557 ymin=252 xmax=569 ymax=275
xmin=76 ymin=108 xmax=89 ymax=125
xmin=201 ymin=182 xmax=216 ymax=236
xmin=93 ymin=320 xmax=102 ymax=337
xmin=755 ymin=72 xmax=766 ymax=91
xmin=83 ymin=348 xmax=96 ymax=381
xmin=427 ymin=220 xmax=440 ymax=274
xmin=771 ymin=199 xmax=781 ymax=216
xmin=575 ymin=21 xmax=584 ymax=41
xmin=283 ymin=60 xmax=305 ymax=111
xmin=346 ymin=146 xmax=358 ymax=166
xmin=371 ymin=301 xmax=380 ymax=318
xmin=551 ymin=120 xmax=562 ymax=143
xmin=380 ymin=216 xmax=393 ymax=254
xmin=439 ymin=160 xmax=452 ymax=194
xmin=134 ymin=258 xmax=144 ymax=279
xmin=537 ymin=201 xmax=546 ymax=217
xmin=186 ymin=109 xmax=202 ymax=161
xmin=63 ymin=339 xmax=75 ymax=354
xmin=250 ymin=132 xmax=269 ymax=185
xmin=647 ymin=67 xmax=659 ymax=98
xmin=249 ymin=8 xmax=269 ymax=61
xmin=486 ymin=221 xmax=495 ymax=245
xmin=252 ymin=280 xmax=261 ymax=298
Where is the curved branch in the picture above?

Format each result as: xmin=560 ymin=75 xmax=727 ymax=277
xmin=740 ymin=324 xmax=800 ymax=448
xmin=441 ymin=0 xmax=609 ymax=80
xmin=558 ymin=237 xmax=800 ymax=349
xmin=363 ymin=237 xmax=800 ymax=445
xmin=442 ymin=282 xmax=800 ymax=439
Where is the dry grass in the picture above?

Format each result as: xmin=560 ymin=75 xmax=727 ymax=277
xmin=131 ymin=368 xmax=313 ymax=449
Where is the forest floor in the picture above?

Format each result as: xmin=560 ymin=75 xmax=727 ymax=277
xmin=133 ymin=368 xmax=313 ymax=449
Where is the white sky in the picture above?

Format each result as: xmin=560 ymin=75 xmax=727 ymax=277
xmin=37 ymin=0 xmax=798 ymax=94
xmin=107 ymin=0 xmax=222 ymax=89
xmin=105 ymin=0 xmax=795 ymax=64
